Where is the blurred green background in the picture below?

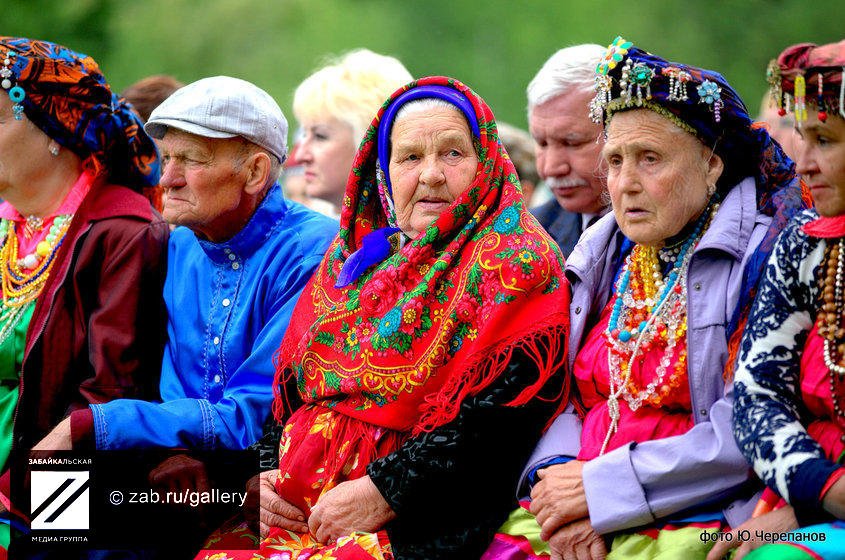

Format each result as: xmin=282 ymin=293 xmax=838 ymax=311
xmin=3 ymin=0 xmax=843 ymax=134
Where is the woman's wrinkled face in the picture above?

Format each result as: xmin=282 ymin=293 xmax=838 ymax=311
xmin=0 ymin=94 xmax=53 ymax=197
xmin=388 ymin=106 xmax=478 ymax=239
xmin=297 ymin=117 xmax=357 ymax=207
xmin=795 ymin=112 xmax=845 ymax=217
xmin=603 ymin=109 xmax=723 ymax=246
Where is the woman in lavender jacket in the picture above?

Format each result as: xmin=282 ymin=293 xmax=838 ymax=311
xmin=484 ymin=38 xmax=808 ymax=560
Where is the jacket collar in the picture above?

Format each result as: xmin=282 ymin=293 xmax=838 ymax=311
xmin=81 ymin=183 xmax=157 ymax=222
xmin=566 ymin=211 xmax=621 ymax=285
xmin=197 ymin=183 xmax=287 ymax=264
xmin=694 ymin=176 xmax=756 ymax=261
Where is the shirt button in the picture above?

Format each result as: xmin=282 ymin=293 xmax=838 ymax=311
xmin=232 ymin=263 xmax=240 ymax=270
xmin=223 ymin=248 xmax=231 ymax=254
xmin=213 ymin=336 xmax=220 ymax=345
xmin=214 ymin=375 xmax=222 ymax=383
xmin=700 ymin=409 xmax=708 ymax=416
xmin=222 ymin=298 xmax=231 ymax=307
xmin=693 ymin=282 xmax=702 ymax=291
xmin=228 ymin=254 xmax=236 ymax=261
xmin=575 ymin=306 xmax=582 ymax=314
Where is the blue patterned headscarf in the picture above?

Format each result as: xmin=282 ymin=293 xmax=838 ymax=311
xmin=592 ymin=37 xmax=789 ymax=193
xmin=0 ymin=36 xmax=159 ymax=191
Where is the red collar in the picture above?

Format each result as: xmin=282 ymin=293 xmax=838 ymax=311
xmin=802 ymin=215 xmax=845 ymax=238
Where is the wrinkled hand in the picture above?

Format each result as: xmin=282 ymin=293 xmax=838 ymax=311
xmin=548 ymin=518 xmax=607 ymax=560
xmin=148 ymin=454 xmax=210 ymax=495
xmin=530 ymin=461 xmax=590 ymax=541
xmin=309 ymin=475 xmax=395 ymax=544
xmin=705 ymin=506 xmax=798 ymax=560
xmin=249 ymin=469 xmax=308 ymax=538
xmin=32 ymin=417 xmax=73 ymax=451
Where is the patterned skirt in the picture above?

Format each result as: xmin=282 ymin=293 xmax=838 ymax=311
xmin=482 ymin=502 xmax=726 ymax=560
xmin=198 ymin=526 xmax=392 ymax=560
xmin=197 ymin=404 xmax=400 ymax=560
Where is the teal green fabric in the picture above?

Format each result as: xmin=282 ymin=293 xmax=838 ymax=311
xmin=0 ymin=300 xmax=34 ymax=550
xmin=0 ymin=301 xmax=34 ymax=472
xmin=745 ymin=522 xmax=845 ymax=560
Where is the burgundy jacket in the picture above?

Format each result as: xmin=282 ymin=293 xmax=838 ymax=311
xmin=8 ymin=182 xmax=168 ymax=463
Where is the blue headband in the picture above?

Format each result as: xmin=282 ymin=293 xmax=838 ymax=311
xmin=376 ymin=85 xmax=481 ymax=195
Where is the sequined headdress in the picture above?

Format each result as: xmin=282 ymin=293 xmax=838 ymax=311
xmin=591 ymin=37 xmax=812 ymax=381
xmin=769 ymin=39 xmax=845 ymax=125
xmin=591 ymin=37 xmax=754 ymax=150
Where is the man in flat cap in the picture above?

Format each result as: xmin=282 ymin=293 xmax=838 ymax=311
xmin=38 ymin=76 xmax=337 ymax=453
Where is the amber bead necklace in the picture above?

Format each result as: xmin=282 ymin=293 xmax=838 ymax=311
xmin=0 ymin=215 xmax=73 ymax=346
xmin=819 ymin=239 xmax=845 ymax=422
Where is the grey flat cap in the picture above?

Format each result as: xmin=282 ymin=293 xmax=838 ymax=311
xmin=145 ymin=75 xmax=288 ymax=162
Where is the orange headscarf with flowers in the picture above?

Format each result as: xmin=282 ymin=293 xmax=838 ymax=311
xmin=274 ymin=76 xmax=570 ymax=436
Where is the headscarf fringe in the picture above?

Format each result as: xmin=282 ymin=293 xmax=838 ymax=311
xmin=271 ymin=338 xmax=298 ymax=424
xmin=317 ymin=411 xmax=405 ymax=492
xmin=413 ymin=315 xmax=569 ymax=436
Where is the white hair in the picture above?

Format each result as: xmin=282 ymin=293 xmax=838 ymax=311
xmin=391 ymin=98 xmax=477 ymax=155
xmin=527 ymin=44 xmax=606 ymax=112
xmin=393 ymin=98 xmax=459 ymax=122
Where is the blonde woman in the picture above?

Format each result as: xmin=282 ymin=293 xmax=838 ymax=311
xmin=293 ymin=49 xmax=412 ymax=212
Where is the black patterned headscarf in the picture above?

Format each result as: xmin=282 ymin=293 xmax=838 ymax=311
xmin=0 ymin=36 xmax=159 ymax=190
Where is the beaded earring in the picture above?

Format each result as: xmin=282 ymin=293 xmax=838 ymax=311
xmin=839 ymin=67 xmax=845 ymax=119
xmin=817 ymin=73 xmax=828 ymax=122
xmin=766 ymin=59 xmax=786 ymax=117
xmin=1 ymin=50 xmax=24 ymax=120
xmin=619 ymin=59 xmax=633 ymax=105
xmin=794 ymin=74 xmax=807 ymax=125
xmin=592 ymin=36 xmax=633 ymax=123
xmin=590 ymin=74 xmax=613 ymax=124
xmin=662 ymin=67 xmax=691 ymax=102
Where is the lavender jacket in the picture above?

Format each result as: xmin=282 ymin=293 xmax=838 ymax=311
xmin=520 ymin=178 xmax=765 ymax=534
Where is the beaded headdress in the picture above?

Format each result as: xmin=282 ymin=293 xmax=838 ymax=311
xmin=769 ymin=39 xmax=845 ymax=125
xmin=0 ymin=36 xmax=159 ymax=191
xmin=591 ymin=37 xmax=812 ymax=385
xmin=591 ymin=37 xmax=778 ymax=194
xmin=591 ymin=37 xmax=753 ymax=148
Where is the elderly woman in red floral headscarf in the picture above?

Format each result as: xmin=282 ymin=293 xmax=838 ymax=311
xmin=0 ymin=36 xmax=167 ymax=545
xmin=707 ymin=39 xmax=845 ymax=560
xmin=199 ymin=76 xmax=571 ymax=560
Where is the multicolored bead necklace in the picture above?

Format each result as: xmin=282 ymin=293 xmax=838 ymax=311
xmin=818 ymin=239 xmax=845 ymax=424
xmin=601 ymin=200 xmax=719 ymax=455
xmin=0 ymin=215 xmax=73 ymax=345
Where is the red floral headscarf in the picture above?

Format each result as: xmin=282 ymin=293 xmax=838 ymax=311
xmin=274 ymin=76 xmax=570 ymax=435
